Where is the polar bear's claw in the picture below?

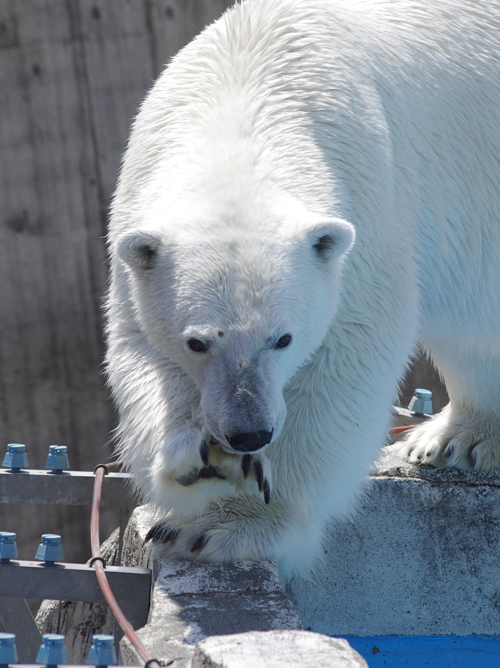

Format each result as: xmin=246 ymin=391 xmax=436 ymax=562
xmin=200 ymin=441 xmax=210 ymax=467
xmin=469 ymin=446 xmax=478 ymax=468
xmin=241 ymin=454 xmax=253 ymax=479
xmin=263 ymin=479 xmax=271 ymax=505
xmin=190 ymin=535 xmax=209 ymax=552
xmin=202 ymin=444 xmax=272 ymax=501
xmin=253 ymin=459 xmax=271 ymax=503
xmin=397 ymin=406 xmax=500 ymax=471
xmin=145 ymin=523 xmax=179 ymax=544
xmin=254 ymin=459 xmax=264 ymax=491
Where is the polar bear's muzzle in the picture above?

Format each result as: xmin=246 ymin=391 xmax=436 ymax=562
xmin=200 ymin=353 xmax=286 ymax=453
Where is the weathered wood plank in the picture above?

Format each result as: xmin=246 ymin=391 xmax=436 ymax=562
xmin=147 ymin=0 xmax=236 ymax=74
xmin=0 ymin=37 xmax=110 ymax=466
xmin=72 ymin=0 xmax=156 ymax=200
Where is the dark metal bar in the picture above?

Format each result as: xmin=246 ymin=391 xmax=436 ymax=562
xmin=0 ymin=560 xmax=151 ymax=631
xmin=0 ymin=469 xmax=136 ymax=510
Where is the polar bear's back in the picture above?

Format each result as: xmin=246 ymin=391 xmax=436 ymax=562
xmin=116 ymin=0 xmax=500 ymax=228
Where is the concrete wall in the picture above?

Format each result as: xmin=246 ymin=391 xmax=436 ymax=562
xmin=286 ymin=459 xmax=500 ymax=638
xmin=35 ymin=474 xmax=500 ymax=665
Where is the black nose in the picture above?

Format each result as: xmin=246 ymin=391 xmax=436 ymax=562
xmin=226 ymin=430 xmax=273 ymax=453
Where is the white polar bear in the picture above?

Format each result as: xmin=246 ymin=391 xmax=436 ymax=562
xmin=106 ymin=0 xmax=500 ymax=574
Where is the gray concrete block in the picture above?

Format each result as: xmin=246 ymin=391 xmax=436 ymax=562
xmin=285 ymin=456 xmax=500 ymax=637
xmin=121 ymin=589 xmax=302 ymax=666
xmin=191 ymin=630 xmax=368 ymax=668
xmin=155 ymin=559 xmax=283 ymax=596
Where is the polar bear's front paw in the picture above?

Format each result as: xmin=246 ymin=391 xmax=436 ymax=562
xmin=154 ymin=432 xmax=273 ymax=505
xmin=144 ymin=496 xmax=275 ymax=562
xmin=145 ymin=519 xmax=210 ymax=557
xmin=399 ymin=405 xmax=500 ymax=471
xmin=208 ymin=444 xmax=272 ymax=504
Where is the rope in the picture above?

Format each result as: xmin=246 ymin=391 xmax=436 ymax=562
xmin=91 ymin=465 xmax=161 ymax=668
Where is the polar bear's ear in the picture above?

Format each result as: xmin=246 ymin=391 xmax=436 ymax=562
xmin=309 ymin=218 xmax=355 ymax=262
xmin=117 ymin=231 xmax=163 ymax=271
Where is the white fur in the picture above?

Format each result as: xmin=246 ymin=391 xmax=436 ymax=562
xmin=106 ymin=0 xmax=500 ymax=575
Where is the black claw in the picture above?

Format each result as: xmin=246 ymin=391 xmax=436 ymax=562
xmin=443 ymin=443 xmax=454 ymax=459
xmin=242 ymin=454 xmax=253 ymax=479
xmin=254 ymin=460 xmax=264 ymax=492
xmin=191 ymin=535 xmax=209 ymax=552
xmin=263 ymin=479 xmax=271 ymax=505
xmin=176 ymin=469 xmax=199 ymax=486
xmin=470 ymin=448 xmax=477 ymax=468
xmin=200 ymin=441 xmax=210 ymax=467
xmin=145 ymin=523 xmax=179 ymax=544
xmin=197 ymin=465 xmax=226 ymax=480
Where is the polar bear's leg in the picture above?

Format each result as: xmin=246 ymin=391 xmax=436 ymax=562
xmin=401 ymin=348 xmax=500 ymax=470
xmin=145 ymin=490 xmax=320 ymax=572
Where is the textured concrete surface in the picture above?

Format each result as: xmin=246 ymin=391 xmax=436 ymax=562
xmin=37 ymin=460 xmax=500 ymax=665
xmin=285 ymin=452 xmax=500 ymax=637
xmin=192 ymin=630 xmax=368 ymax=667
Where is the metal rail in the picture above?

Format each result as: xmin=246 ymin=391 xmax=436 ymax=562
xmin=0 ymin=560 xmax=150 ymax=629
xmin=0 ymin=469 xmax=134 ymax=509
xmin=0 ymin=464 xmax=150 ymax=664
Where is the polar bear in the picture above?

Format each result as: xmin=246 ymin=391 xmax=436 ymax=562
xmin=106 ymin=0 xmax=500 ymax=574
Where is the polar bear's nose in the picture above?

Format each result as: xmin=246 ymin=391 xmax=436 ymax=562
xmin=226 ymin=430 xmax=273 ymax=453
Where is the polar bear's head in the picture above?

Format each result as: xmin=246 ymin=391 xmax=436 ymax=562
xmin=117 ymin=199 xmax=354 ymax=454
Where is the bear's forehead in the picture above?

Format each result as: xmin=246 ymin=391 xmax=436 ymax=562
xmin=170 ymin=233 xmax=291 ymax=274
xmin=166 ymin=273 xmax=292 ymax=339
xmin=171 ymin=248 xmax=285 ymax=301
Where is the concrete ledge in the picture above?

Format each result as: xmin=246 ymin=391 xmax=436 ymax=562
xmin=285 ymin=457 xmax=500 ymax=637
xmin=37 ymin=505 xmax=363 ymax=667
xmin=191 ymin=631 xmax=368 ymax=667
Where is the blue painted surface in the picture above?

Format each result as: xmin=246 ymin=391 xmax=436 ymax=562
xmin=344 ymin=636 xmax=500 ymax=667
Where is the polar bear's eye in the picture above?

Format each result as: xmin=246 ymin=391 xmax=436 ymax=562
xmin=275 ymin=334 xmax=292 ymax=349
xmin=187 ymin=338 xmax=209 ymax=353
